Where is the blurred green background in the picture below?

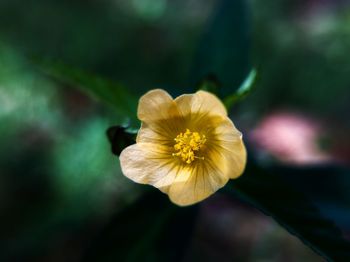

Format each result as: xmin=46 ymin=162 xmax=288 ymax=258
xmin=1 ymin=0 xmax=350 ymax=261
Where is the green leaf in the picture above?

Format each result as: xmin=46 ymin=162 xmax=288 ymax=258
xmin=191 ymin=0 xmax=251 ymax=97
xmin=81 ymin=190 xmax=198 ymax=262
xmin=223 ymin=68 xmax=257 ymax=109
xmin=231 ymin=160 xmax=350 ymax=261
xmin=35 ymin=59 xmax=138 ymax=121
xmin=106 ymin=124 xmax=137 ymax=156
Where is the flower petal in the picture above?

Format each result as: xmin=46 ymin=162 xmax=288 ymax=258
xmin=168 ymin=162 xmax=229 ymax=206
xmin=120 ymin=143 xmax=179 ymax=190
xmin=208 ymin=118 xmax=247 ymax=179
xmin=137 ymin=89 xmax=180 ymax=122
xmin=175 ymin=90 xmax=227 ymax=118
xmin=136 ymin=119 xmax=183 ymax=146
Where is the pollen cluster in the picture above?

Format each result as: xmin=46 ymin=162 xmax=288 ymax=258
xmin=173 ymin=129 xmax=206 ymax=164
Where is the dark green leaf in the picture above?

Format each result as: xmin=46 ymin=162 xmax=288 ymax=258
xmin=81 ymin=190 xmax=198 ymax=262
xmin=106 ymin=124 xmax=137 ymax=156
xmin=191 ymin=0 xmax=251 ymax=97
xmin=231 ymin=159 xmax=350 ymax=261
xmin=35 ymin=59 xmax=138 ymax=121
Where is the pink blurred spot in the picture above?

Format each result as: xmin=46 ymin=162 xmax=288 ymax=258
xmin=250 ymin=111 xmax=331 ymax=165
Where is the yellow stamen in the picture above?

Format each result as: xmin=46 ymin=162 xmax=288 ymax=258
xmin=173 ymin=129 xmax=206 ymax=164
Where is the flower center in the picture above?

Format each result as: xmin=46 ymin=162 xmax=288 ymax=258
xmin=173 ymin=129 xmax=206 ymax=164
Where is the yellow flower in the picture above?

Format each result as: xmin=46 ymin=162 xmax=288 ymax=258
xmin=120 ymin=89 xmax=247 ymax=206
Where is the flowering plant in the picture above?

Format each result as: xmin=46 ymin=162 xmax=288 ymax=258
xmin=120 ymin=89 xmax=246 ymax=206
